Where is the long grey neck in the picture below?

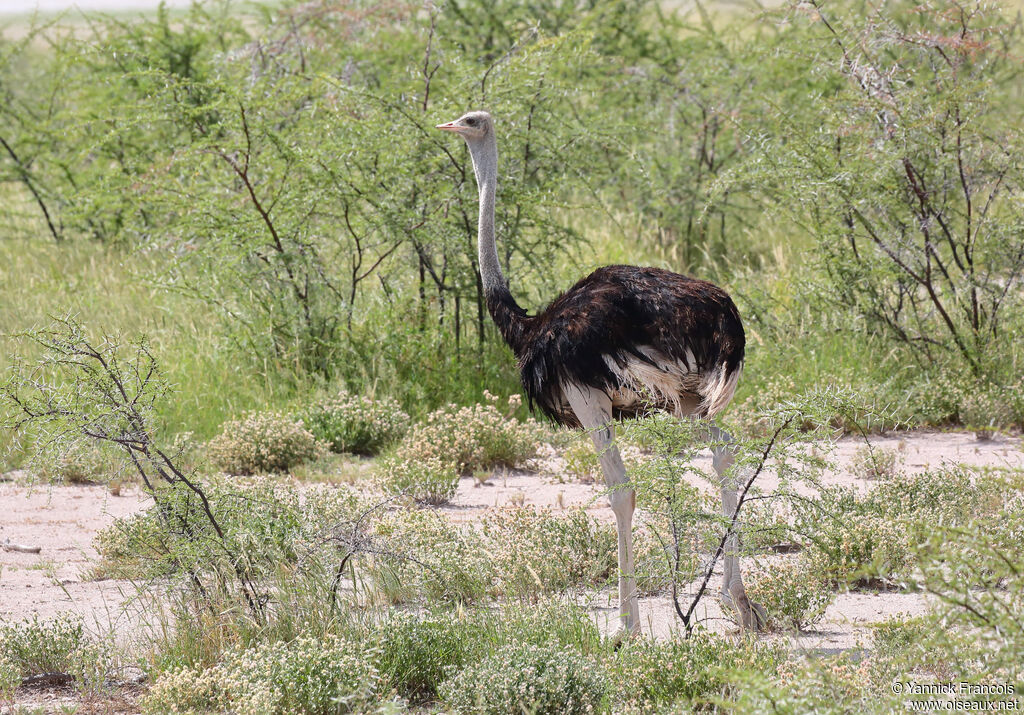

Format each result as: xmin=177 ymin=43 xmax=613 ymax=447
xmin=468 ymin=131 xmax=505 ymax=297
xmin=467 ymin=129 xmax=528 ymax=352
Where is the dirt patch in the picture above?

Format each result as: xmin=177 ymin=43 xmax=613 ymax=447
xmin=0 ymin=479 xmax=152 ymax=638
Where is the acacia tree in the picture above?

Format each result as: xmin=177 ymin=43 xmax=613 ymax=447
xmin=754 ymin=2 xmax=1024 ymax=377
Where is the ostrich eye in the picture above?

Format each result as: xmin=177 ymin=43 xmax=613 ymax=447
xmin=465 ymin=117 xmax=477 ymax=126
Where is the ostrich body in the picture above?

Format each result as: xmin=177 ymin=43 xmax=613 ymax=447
xmin=438 ymin=111 xmax=766 ymax=635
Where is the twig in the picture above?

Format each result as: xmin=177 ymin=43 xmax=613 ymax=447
xmin=2 ymin=538 xmax=41 ymax=554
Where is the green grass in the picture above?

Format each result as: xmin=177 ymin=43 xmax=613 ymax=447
xmin=0 ymin=228 xmax=294 ymax=470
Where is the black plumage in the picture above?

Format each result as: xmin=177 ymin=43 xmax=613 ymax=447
xmin=486 ymin=265 xmax=745 ymax=427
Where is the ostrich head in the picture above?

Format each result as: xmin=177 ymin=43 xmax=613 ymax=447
xmin=436 ymin=111 xmax=493 ymax=143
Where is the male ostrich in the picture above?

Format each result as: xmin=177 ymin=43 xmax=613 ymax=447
xmin=437 ymin=111 xmax=766 ymax=636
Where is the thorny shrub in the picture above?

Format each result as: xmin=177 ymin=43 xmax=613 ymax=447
xmin=32 ymin=440 xmax=119 ymax=485
xmin=143 ymin=635 xmax=382 ymax=714
xmin=746 ymin=557 xmax=834 ymax=632
xmin=93 ymin=475 xmax=365 ymax=580
xmin=439 ymin=641 xmax=604 ymax=715
xmin=302 ymin=390 xmax=409 ymax=455
xmin=207 ymin=411 xmax=326 ymax=474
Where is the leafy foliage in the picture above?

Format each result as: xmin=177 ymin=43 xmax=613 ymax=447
xmin=302 ymin=390 xmax=409 ymax=455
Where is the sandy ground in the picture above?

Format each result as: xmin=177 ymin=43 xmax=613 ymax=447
xmin=0 ymin=429 xmax=1020 ymax=710
xmin=0 ymin=481 xmax=151 ymax=636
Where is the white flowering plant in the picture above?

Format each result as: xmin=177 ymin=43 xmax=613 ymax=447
xmin=746 ymin=557 xmax=834 ymax=632
xmin=303 ymin=390 xmax=409 ymax=455
xmin=207 ymin=410 xmax=326 ymax=474
xmin=439 ymin=641 xmax=605 ymax=715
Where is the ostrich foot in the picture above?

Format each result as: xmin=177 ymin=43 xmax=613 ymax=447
xmin=720 ymin=590 xmax=768 ymax=632
xmin=608 ymin=622 xmax=640 ymax=648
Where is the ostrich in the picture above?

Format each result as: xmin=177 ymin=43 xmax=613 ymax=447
xmin=437 ymin=111 xmax=767 ymax=636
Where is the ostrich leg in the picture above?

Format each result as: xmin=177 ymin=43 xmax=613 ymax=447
xmin=709 ymin=422 xmax=767 ymax=631
xmin=564 ymin=383 xmax=640 ymax=637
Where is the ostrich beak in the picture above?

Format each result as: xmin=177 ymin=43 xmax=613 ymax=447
xmin=436 ymin=121 xmax=462 ymax=132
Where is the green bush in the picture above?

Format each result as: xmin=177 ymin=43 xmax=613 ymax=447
xmin=370 ymin=611 xmax=468 ymax=701
xmin=207 ymin=411 xmax=325 ymax=474
xmin=303 ymin=390 xmax=409 ymax=455
xmin=143 ymin=635 xmax=381 ymax=714
xmin=0 ymin=614 xmax=112 ymax=694
xmin=391 ymin=394 xmax=541 ymax=476
xmin=804 ymin=513 xmax=912 ymax=587
xmin=746 ymin=557 xmax=834 ymax=632
xmin=439 ymin=641 xmax=604 ymax=715
xmin=0 ymin=652 xmax=17 ymax=701
xmin=849 ymin=445 xmax=901 ymax=481
xmin=607 ymin=632 xmax=781 ymax=711
xmin=481 ymin=507 xmax=617 ymax=598
xmin=32 ymin=440 xmax=118 ymax=485
xmin=369 ymin=508 xmax=490 ymax=604
xmin=378 ymin=454 xmax=461 ymax=505
xmin=562 ymin=436 xmax=600 ymax=483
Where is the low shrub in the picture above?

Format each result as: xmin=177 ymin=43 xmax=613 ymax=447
xmin=0 ymin=614 xmax=112 ymax=694
xmin=804 ymin=513 xmax=912 ymax=587
xmin=562 ymin=436 xmax=600 ymax=483
xmin=607 ymin=632 xmax=781 ymax=711
xmin=369 ymin=508 xmax=490 ymax=604
xmin=439 ymin=641 xmax=604 ymax=715
xmin=849 ymin=445 xmax=901 ymax=481
xmin=93 ymin=476 xmax=365 ymax=581
xmin=143 ymin=635 xmax=381 ymax=714
xmin=207 ymin=411 xmax=325 ymax=474
xmin=481 ymin=507 xmax=617 ymax=598
xmin=378 ymin=454 xmax=460 ymax=505
xmin=0 ymin=653 xmax=17 ymax=701
xmin=746 ymin=557 xmax=834 ymax=632
xmin=370 ymin=611 xmax=468 ymax=701
xmin=391 ymin=393 xmax=541 ymax=476
xmin=303 ymin=390 xmax=409 ymax=455
xmin=33 ymin=440 xmax=118 ymax=484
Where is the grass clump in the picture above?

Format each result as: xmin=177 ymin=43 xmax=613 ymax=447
xmin=746 ymin=557 xmax=834 ymax=632
xmin=207 ymin=411 xmax=326 ymax=474
xmin=439 ymin=641 xmax=604 ymax=715
xmin=370 ymin=611 xmax=469 ymax=702
xmin=303 ymin=390 xmax=409 ymax=455
xmin=143 ymin=635 xmax=382 ymax=714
